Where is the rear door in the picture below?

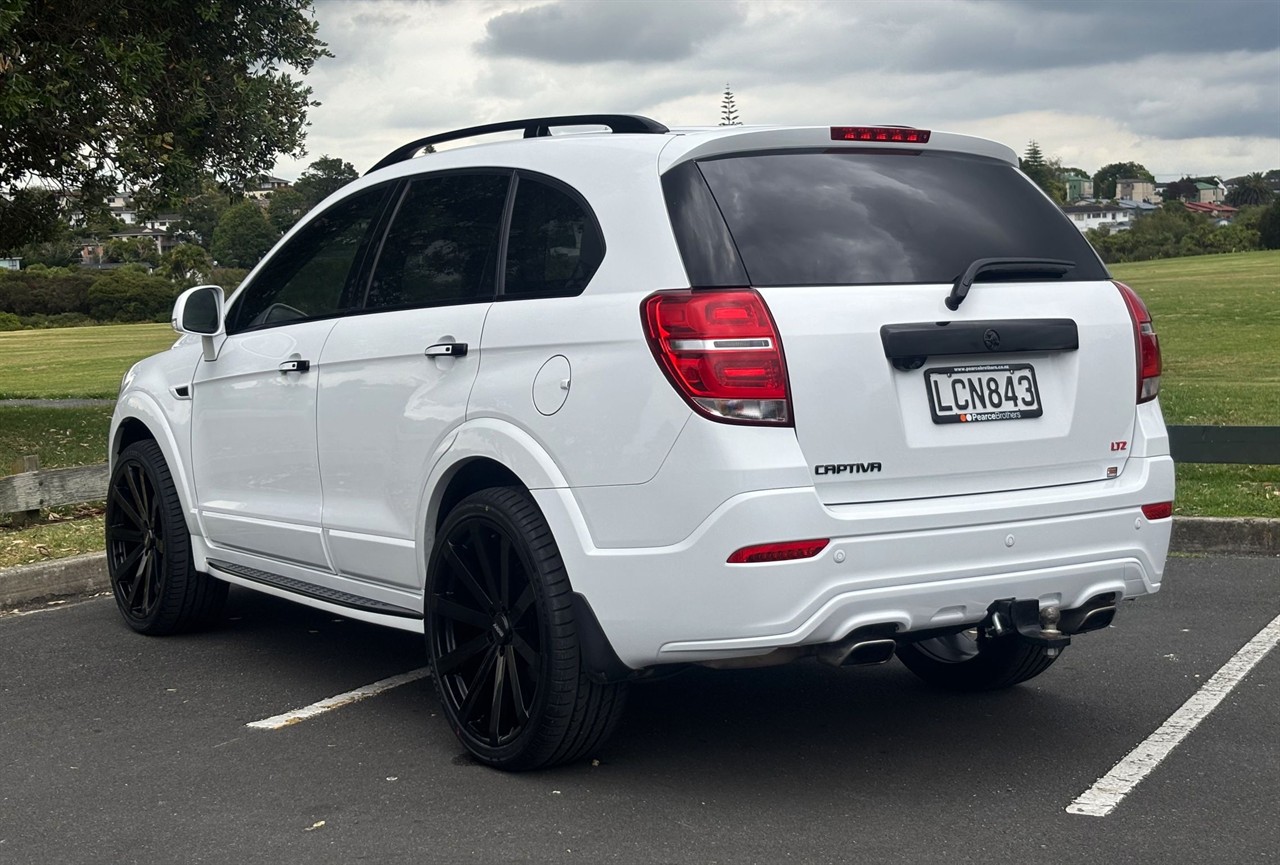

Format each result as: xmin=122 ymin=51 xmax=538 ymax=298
xmin=679 ymin=148 xmax=1139 ymax=504
xmin=317 ymin=172 xmax=509 ymax=589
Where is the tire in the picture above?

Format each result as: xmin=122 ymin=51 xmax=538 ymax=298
xmin=105 ymin=440 xmax=227 ymax=635
xmin=895 ymin=627 xmax=1060 ymax=691
xmin=426 ymin=486 xmax=627 ymax=770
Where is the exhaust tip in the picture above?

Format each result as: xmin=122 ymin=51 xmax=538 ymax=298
xmin=842 ymin=638 xmax=898 ymax=666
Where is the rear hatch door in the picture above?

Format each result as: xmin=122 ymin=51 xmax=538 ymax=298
xmin=679 ymin=145 xmax=1138 ymax=505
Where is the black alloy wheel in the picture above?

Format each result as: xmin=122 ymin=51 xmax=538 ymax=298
xmin=105 ymin=440 xmax=226 ymax=634
xmin=430 ymin=513 xmax=541 ymax=749
xmin=426 ymin=486 xmax=626 ymax=770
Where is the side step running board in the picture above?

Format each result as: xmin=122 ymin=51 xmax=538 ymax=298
xmin=207 ymin=559 xmax=422 ymax=619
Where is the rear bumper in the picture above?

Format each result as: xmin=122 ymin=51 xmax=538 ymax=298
xmin=535 ymin=455 xmax=1174 ymax=669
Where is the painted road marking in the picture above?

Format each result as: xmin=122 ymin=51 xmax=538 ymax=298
xmin=1067 ymin=611 xmax=1280 ymax=817
xmin=246 ymin=667 xmax=431 ymax=730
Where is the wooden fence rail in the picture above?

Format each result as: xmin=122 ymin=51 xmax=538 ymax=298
xmin=2 ymin=426 xmax=1278 ymax=518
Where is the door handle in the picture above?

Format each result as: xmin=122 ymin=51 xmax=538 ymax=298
xmin=278 ymin=359 xmax=311 ymax=373
xmin=425 ymin=342 xmax=468 ymax=358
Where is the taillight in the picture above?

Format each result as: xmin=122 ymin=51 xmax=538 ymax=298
xmin=1141 ymin=502 xmax=1173 ymax=520
xmin=1115 ymin=281 xmax=1161 ymax=403
xmin=728 ymin=539 xmax=829 ymax=564
xmin=642 ymin=288 xmax=791 ymax=425
xmin=831 ymin=126 xmax=931 ymax=143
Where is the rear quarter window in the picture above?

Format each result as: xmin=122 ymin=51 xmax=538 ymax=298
xmin=671 ymin=150 xmax=1107 ymax=287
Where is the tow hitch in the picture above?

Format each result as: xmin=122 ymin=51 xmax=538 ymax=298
xmin=985 ymin=598 xmax=1071 ymax=658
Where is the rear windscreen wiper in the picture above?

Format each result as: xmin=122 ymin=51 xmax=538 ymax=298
xmin=946 ymin=258 xmax=1075 ymax=310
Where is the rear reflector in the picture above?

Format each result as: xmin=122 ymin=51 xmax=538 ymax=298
xmin=642 ymin=288 xmax=791 ymax=425
xmin=1115 ymin=281 xmax=1162 ymax=403
xmin=1141 ymin=502 xmax=1173 ymax=520
xmin=831 ymin=126 xmax=930 ymax=143
xmin=728 ymin=539 xmax=829 ymax=564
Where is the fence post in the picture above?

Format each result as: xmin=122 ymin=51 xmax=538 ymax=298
xmin=8 ymin=455 xmax=42 ymax=528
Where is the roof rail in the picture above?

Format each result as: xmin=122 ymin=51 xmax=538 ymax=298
xmin=366 ymin=114 xmax=669 ymax=175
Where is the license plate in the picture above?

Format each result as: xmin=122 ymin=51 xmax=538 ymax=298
xmin=925 ymin=363 xmax=1043 ymax=424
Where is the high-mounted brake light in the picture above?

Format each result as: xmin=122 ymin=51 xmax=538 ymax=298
xmin=728 ymin=539 xmax=829 ymax=564
xmin=642 ymin=289 xmax=791 ymax=425
xmin=1114 ymin=281 xmax=1161 ymax=403
xmin=831 ymin=126 xmax=931 ymax=143
xmin=1141 ymin=502 xmax=1173 ymax=520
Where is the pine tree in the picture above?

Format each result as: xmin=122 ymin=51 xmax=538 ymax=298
xmin=719 ymin=85 xmax=741 ymax=126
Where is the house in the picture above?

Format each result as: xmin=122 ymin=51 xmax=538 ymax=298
xmin=1061 ymin=203 xmax=1131 ymax=233
xmin=1 ymin=257 xmax=21 ymax=270
xmin=1061 ymin=172 xmax=1093 ymax=202
xmin=1194 ymin=180 xmax=1226 ymax=204
xmin=245 ymin=175 xmax=292 ymax=201
xmin=1115 ymin=178 xmax=1158 ymax=203
xmin=108 ymin=227 xmax=180 ymax=258
xmin=1184 ymin=201 xmax=1238 ymax=223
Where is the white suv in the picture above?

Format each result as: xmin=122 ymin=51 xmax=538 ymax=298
xmin=108 ymin=115 xmax=1173 ymax=769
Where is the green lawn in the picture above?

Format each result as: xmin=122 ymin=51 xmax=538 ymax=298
xmin=1112 ymin=250 xmax=1280 ymax=518
xmin=0 ymin=323 xmax=177 ymax=399
xmin=1114 ymin=250 xmax=1280 ymax=426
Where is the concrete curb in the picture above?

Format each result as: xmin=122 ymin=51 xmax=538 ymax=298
xmin=2 ymin=552 xmax=108 ymax=609
xmin=1 ymin=517 xmax=1276 ymax=610
xmin=1169 ymin=516 xmax=1279 ymax=556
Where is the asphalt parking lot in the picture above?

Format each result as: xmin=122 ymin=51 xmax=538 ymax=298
xmin=2 ymin=554 xmax=1276 ymax=864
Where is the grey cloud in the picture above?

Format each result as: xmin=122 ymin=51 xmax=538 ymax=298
xmin=898 ymin=0 xmax=1279 ymax=75
xmin=478 ymin=0 xmax=746 ymax=64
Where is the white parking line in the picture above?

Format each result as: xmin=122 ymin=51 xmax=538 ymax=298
xmin=246 ymin=667 xmax=431 ymax=730
xmin=1067 ymin=612 xmax=1280 ymax=817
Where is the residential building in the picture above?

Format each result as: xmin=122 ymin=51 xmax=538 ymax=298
xmin=1061 ymin=203 xmax=1131 ymax=233
xmin=1116 ymin=178 xmax=1158 ymax=203
xmin=245 ymin=175 xmax=291 ymax=201
xmin=1062 ymin=172 xmax=1093 ymax=202
xmin=1194 ymin=180 xmax=1226 ymax=204
xmin=1184 ymin=201 xmax=1238 ymax=223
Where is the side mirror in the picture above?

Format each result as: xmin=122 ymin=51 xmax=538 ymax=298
xmin=172 ymin=285 xmax=225 ymax=361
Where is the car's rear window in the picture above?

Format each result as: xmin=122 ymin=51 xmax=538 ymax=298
xmin=677 ymin=150 xmax=1107 ymax=286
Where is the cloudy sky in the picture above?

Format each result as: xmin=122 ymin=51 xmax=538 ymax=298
xmin=275 ymin=0 xmax=1280 ymax=182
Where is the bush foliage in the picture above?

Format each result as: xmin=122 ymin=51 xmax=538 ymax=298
xmin=1087 ymin=204 xmax=1267 ymax=264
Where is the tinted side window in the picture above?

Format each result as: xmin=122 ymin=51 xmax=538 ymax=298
xmin=503 ymin=175 xmax=603 ymax=298
xmin=689 ymin=151 xmax=1108 ymax=286
xmin=228 ymin=184 xmax=390 ymax=333
xmin=365 ymin=173 xmax=509 ymax=311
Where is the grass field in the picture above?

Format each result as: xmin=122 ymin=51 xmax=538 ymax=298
xmin=0 ymin=251 xmax=1277 ymax=566
xmin=0 ymin=323 xmax=177 ymax=399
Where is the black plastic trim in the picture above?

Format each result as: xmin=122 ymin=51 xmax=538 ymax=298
xmin=208 ymin=559 xmax=422 ymax=618
xmin=881 ymin=318 xmax=1078 ymax=365
xmin=569 ymin=592 xmax=636 ymax=683
xmin=368 ymin=114 xmax=669 ymax=174
xmin=660 ymin=160 xmax=749 ymax=287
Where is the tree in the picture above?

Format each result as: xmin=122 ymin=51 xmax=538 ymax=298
xmin=211 ymin=202 xmax=278 ymax=268
xmin=171 ymin=178 xmax=237 ymax=248
xmin=104 ymin=236 xmax=159 ymax=265
xmin=0 ymin=0 xmax=328 ymax=248
xmin=266 ymin=186 xmax=307 ymax=234
xmin=1019 ymin=142 xmax=1065 ymax=203
xmin=293 ymin=156 xmax=359 ymax=211
xmin=158 ymin=243 xmax=213 ymax=286
xmin=1162 ymin=177 xmax=1199 ymax=203
xmin=0 ymin=188 xmax=62 ymax=254
xmin=719 ymin=85 xmax=741 ymax=126
xmin=1226 ymin=172 xmax=1274 ymax=207
xmin=1260 ymin=200 xmax=1280 ymax=250
xmin=1092 ymin=162 xmax=1154 ymax=200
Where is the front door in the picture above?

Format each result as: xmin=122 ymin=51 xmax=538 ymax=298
xmin=191 ymin=182 xmax=394 ymax=569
